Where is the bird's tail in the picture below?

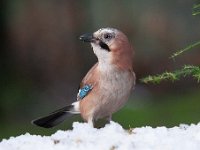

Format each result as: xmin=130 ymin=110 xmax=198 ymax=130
xmin=32 ymin=102 xmax=80 ymax=128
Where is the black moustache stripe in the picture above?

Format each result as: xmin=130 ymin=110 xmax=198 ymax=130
xmin=99 ymin=41 xmax=110 ymax=52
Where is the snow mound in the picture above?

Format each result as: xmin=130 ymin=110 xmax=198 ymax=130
xmin=1 ymin=121 xmax=200 ymax=150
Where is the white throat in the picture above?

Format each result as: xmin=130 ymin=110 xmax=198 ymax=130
xmin=91 ymin=43 xmax=113 ymax=71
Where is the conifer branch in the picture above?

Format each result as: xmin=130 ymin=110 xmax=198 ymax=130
xmin=141 ymin=65 xmax=200 ymax=84
xmin=141 ymin=3 xmax=200 ymax=84
xmin=193 ymin=3 xmax=200 ymax=16
xmin=170 ymin=41 xmax=200 ymax=59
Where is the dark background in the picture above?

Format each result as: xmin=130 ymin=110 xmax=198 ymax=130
xmin=0 ymin=0 xmax=200 ymax=139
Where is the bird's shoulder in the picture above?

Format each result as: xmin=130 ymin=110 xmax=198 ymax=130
xmin=77 ymin=63 xmax=99 ymax=100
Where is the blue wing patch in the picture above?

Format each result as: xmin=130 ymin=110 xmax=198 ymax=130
xmin=78 ymin=85 xmax=93 ymax=99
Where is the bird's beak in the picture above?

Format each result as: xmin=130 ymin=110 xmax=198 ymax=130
xmin=79 ymin=33 xmax=95 ymax=43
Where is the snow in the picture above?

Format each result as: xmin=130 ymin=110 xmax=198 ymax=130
xmin=1 ymin=121 xmax=200 ymax=150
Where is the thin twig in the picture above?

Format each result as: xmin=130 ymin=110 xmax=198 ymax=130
xmin=170 ymin=41 xmax=200 ymax=59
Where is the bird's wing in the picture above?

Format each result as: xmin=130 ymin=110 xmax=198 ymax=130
xmin=77 ymin=63 xmax=99 ymax=101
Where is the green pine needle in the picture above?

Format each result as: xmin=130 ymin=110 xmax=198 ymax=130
xmin=193 ymin=4 xmax=200 ymax=16
xmin=141 ymin=65 xmax=200 ymax=84
xmin=170 ymin=41 xmax=200 ymax=59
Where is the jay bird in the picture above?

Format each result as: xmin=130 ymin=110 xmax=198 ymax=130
xmin=32 ymin=27 xmax=136 ymax=128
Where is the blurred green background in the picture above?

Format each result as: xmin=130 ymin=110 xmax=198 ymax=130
xmin=0 ymin=0 xmax=200 ymax=139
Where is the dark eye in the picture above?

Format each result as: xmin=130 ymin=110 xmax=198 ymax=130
xmin=104 ymin=33 xmax=112 ymax=39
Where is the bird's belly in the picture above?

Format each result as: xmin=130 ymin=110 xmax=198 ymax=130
xmin=94 ymin=71 xmax=134 ymax=119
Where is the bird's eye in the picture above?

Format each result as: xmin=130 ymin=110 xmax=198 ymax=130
xmin=104 ymin=33 xmax=112 ymax=40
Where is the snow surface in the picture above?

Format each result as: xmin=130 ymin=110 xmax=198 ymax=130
xmin=1 ymin=121 xmax=200 ymax=150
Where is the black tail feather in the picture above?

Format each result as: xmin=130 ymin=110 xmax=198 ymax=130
xmin=32 ymin=105 xmax=74 ymax=128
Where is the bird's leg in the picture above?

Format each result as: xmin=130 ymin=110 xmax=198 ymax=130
xmin=106 ymin=115 xmax=112 ymax=124
xmin=87 ymin=117 xmax=94 ymax=127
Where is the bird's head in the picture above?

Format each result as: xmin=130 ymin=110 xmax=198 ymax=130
xmin=79 ymin=28 xmax=133 ymax=70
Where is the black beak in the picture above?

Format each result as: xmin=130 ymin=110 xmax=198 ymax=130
xmin=79 ymin=33 xmax=95 ymax=42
